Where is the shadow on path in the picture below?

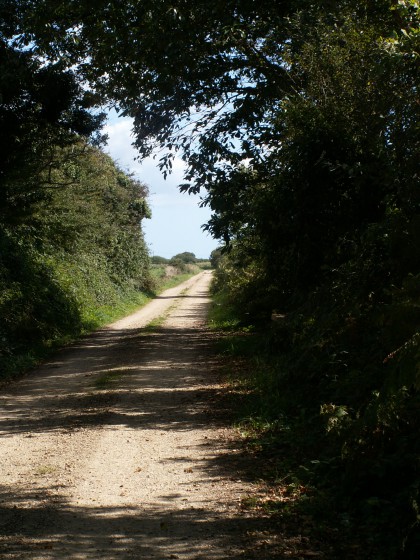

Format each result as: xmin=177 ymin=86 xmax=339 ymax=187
xmin=0 ymin=277 xmax=267 ymax=559
xmin=0 ymin=484 xmax=267 ymax=559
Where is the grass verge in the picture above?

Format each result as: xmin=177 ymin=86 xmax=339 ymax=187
xmin=1 ymin=268 xmax=200 ymax=383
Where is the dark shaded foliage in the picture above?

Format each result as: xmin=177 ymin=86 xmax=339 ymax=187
xmin=0 ymin=37 xmax=105 ymax=226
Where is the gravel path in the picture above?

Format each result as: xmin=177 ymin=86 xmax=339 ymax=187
xmin=0 ymin=272 xmax=258 ymax=559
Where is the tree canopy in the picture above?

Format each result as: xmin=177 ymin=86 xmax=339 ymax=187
xmin=1 ymin=0 xmax=420 ymax=555
xmin=3 ymin=1 xmax=417 ymax=191
xmin=0 ymin=30 xmax=105 ymax=226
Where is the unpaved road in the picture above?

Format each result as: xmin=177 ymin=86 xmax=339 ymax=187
xmin=0 ymin=272 xmax=258 ymax=559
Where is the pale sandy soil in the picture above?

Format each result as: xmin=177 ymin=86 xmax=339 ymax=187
xmin=0 ymin=272 xmax=262 ymax=560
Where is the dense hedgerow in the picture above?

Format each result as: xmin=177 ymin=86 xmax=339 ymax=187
xmin=0 ymin=144 xmax=152 ymax=378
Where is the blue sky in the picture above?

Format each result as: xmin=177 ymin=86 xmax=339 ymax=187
xmin=103 ymin=111 xmax=217 ymax=259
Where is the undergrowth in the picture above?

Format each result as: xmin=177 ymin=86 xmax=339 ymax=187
xmin=208 ymin=294 xmax=420 ymax=559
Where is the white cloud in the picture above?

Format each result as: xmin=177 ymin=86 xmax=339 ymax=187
xmin=103 ymin=117 xmax=187 ymax=191
xmin=102 ymin=112 xmax=216 ymax=259
xmin=103 ymin=119 xmax=135 ymax=162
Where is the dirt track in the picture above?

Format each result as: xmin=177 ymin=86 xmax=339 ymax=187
xmin=0 ymin=271 xmax=261 ymax=559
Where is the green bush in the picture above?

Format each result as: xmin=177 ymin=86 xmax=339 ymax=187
xmin=0 ymin=143 xmax=152 ymax=379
